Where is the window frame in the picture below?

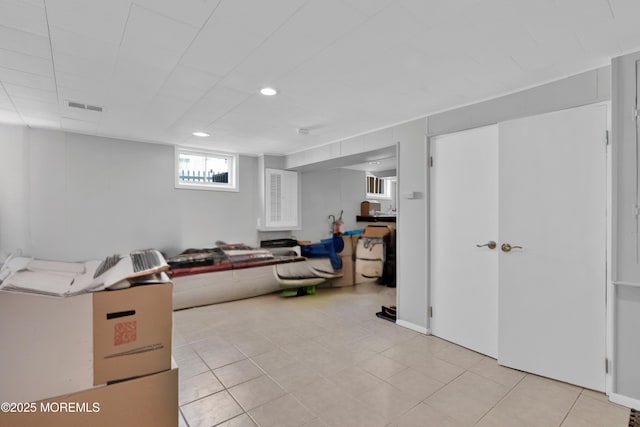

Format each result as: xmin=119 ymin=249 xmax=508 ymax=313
xmin=174 ymin=146 xmax=239 ymax=192
xmin=365 ymin=174 xmax=392 ymax=200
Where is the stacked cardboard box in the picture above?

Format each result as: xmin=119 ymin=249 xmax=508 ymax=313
xmin=331 ymin=234 xmax=361 ymax=287
xmin=0 ymin=283 xmax=177 ymax=427
xmin=355 ymin=225 xmax=392 ymax=284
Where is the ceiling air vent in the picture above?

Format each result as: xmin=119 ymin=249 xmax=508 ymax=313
xmin=67 ymin=100 xmax=103 ymax=112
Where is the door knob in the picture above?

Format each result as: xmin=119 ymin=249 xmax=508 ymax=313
xmin=501 ymin=243 xmax=523 ymax=252
xmin=476 ymin=241 xmax=497 ymax=249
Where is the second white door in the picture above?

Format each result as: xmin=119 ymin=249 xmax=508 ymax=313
xmin=498 ymin=104 xmax=607 ymax=391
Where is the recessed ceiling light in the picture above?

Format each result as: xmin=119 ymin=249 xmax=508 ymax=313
xmin=260 ymin=87 xmax=277 ymax=96
xmin=192 ymin=131 xmax=210 ymax=137
xmin=369 ymin=161 xmax=381 ymax=165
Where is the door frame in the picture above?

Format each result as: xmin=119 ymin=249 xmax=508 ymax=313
xmin=426 ymin=101 xmax=613 ymax=394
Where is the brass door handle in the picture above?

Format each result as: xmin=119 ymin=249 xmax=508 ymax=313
xmin=476 ymin=241 xmax=496 ymax=249
xmin=501 ymin=243 xmax=523 ymax=252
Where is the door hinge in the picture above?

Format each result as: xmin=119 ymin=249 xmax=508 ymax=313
xmin=634 ymin=108 xmax=638 ymax=121
xmin=605 ymin=358 xmax=610 ymax=374
xmin=429 ymin=306 xmax=433 ymax=318
xmin=429 ymin=156 xmax=433 ymax=167
xmin=605 ymin=130 xmax=610 ymax=146
xmin=634 ymin=205 xmax=640 ymax=217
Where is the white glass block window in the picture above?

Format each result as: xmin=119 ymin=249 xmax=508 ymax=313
xmin=365 ymin=174 xmax=392 ymax=199
xmin=265 ymin=168 xmax=299 ymax=228
xmin=175 ymin=147 xmax=238 ymax=192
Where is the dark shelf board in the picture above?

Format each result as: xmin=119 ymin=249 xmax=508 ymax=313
xmin=356 ymin=215 xmax=397 ymax=223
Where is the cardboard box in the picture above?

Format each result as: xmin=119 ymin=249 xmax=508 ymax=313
xmin=0 ymin=283 xmax=172 ymax=403
xmin=355 ymin=235 xmax=386 ymax=284
xmin=338 ymin=234 xmax=361 ymax=257
xmin=355 ymin=259 xmax=384 ymax=283
xmin=360 ymin=201 xmax=381 ymax=216
xmin=93 ymin=284 xmax=173 ymax=385
xmin=331 ymin=255 xmax=355 ymax=287
xmin=363 ymin=225 xmax=391 ymax=238
xmin=0 ymin=365 xmax=178 ymax=427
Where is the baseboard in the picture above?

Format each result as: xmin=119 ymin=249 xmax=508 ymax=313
xmin=395 ymin=319 xmax=428 ymax=334
xmin=609 ymin=393 xmax=640 ymax=409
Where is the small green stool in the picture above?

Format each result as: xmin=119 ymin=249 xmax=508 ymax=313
xmin=281 ymin=286 xmax=317 ymax=297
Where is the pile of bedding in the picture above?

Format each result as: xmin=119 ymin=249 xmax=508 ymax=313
xmin=166 ymin=243 xmax=303 ymax=278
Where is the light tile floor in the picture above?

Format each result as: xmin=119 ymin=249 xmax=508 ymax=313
xmin=173 ymin=282 xmax=630 ymax=427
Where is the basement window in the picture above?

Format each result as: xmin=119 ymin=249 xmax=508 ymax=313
xmin=175 ymin=147 xmax=238 ymax=192
xmin=365 ymin=174 xmax=392 ymax=199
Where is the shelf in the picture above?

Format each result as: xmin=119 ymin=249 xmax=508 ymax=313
xmin=356 ymin=215 xmax=396 ymax=223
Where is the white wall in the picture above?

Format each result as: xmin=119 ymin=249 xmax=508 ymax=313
xmin=286 ymin=66 xmax=613 ymax=335
xmin=427 ymin=66 xmax=610 ymax=136
xmin=288 ymin=122 xmax=428 ymax=332
xmin=395 ymin=120 xmax=429 ymax=332
xmin=611 ymin=51 xmax=640 ymax=404
xmin=299 ymin=168 xmax=365 ymax=242
xmin=0 ymin=126 xmax=259 ymax=261
xmin=0 ymin=125 xmax=28 ymax=258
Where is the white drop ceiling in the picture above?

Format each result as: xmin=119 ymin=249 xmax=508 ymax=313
xmin=0 ymin=0 xmax=638 ymax=156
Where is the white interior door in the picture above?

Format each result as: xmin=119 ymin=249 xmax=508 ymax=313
xmin=498 ymin=105 xmax=607 ymax=391
xmin=430 ymin=125 xmax=499 ymax=358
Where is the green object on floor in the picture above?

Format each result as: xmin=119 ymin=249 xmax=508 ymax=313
xmin=281 ymin=286 xmax=316 ymax=297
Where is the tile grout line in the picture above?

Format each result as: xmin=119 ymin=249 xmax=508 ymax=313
xmin=470 ymin=371 xmax=530 ymax=426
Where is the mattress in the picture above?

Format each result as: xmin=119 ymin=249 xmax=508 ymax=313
xmin=169 ymin=252 xmax=309 ymax=310
xmin=168 ymin=245 xmax=341 ymax=310
xmin=274 ymin=257 xmax=342 ymax=280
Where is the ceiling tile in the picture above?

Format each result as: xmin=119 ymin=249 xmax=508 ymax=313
xmin=555 ymin=0 xmax=613 ymax=26
xmin=3 ymin=82 xmax=57 ymax=103
xmin=215 ymin=95 xmax=323 ymax=132
xmin=573 ymin=21 xmax=622 ymax=56
xmin=119 ymin=5 xmax=199 ymax=55
xmin=181 ymin=0 xmax=306 ymax=76
xmin=157 ymin=63 xmax=221 ymax=103
xmin=54 ymin=54 xmax=113 ymax=97
xmin=401 ymin=0 xmax=483 ymax=29
xmin=0 ymin=87 xmax=14 ymax=110
xmin=22 ymin=0 xmax=44 ymax=7
xmin=0 ymin=1 xmax=637 ymax=155
xmin=11 ymin=95 xmax=58 ymax=113
xmin=0 ymin=48 xmax=53 ymax=76
xmin=341 ymin=0 xmax=396 ymax=17
xmin=57 ymin=79 xmax=110 ymax=109
xmin=136 ymin=94 xmax=193 ymax=129
xmin=0 ymin=25 xmax=51 ymax=59
xmin=49 ymin=26 xmax=119 ymax=64
xmin=0 ymin=99 xmax=13 ymax=110
xmin=132 ymin=0 xmax=221 ymax=28
xmin=175 ymin=84 xmax=250 ymax=128
xmin=59 ymin=110 xmax=104 ymax=125
xmin=107 ymin=50 xmax=180 ymax=111
xmin=609 ymin=0 xmax=640 ymax=20
xmin=219 ymin=0 xmax=366 ymax=94
xmin=45 ymin=0 xmax=132 ymax=45
xmin=0 ymin=0 xmax=48 ymax=37
xmin=0 ymin=66 xmax=56 ymax=91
